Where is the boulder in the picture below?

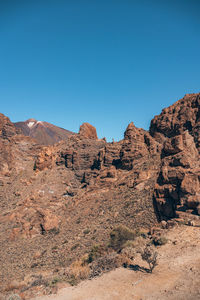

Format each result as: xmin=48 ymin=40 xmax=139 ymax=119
xmin=79 ymin=123 xmax=98 ymax=139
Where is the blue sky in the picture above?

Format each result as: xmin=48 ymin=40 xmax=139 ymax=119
xmin=0 ymin=0 xmax=200 ymax=141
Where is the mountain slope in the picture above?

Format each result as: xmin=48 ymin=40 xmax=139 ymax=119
xmin=0 ymin=93 xmax=200 ymax=299
xmin=14 ymin=118 xmax=75 ymax=145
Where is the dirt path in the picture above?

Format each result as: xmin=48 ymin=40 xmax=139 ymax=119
xmin=33 ymin=226 xmax=200 ymax=300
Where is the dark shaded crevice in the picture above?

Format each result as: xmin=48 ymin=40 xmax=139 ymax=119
xmin=40 ymin=224 xmax=46 ymax=235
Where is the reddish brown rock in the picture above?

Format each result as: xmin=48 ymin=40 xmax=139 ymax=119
xmin=36 ymin=208 xmax=60 ymax=233
xmin=186 ymin=195 xmax=200 ymax=210
xmin=9 ymin=205 xmax=60 ymax=238
xmin=119 ymin=122 xmax=159 ymax=170
xmin=150 ymin=93 xmax=200 ymax=150
xmin=57 ymin=135 xmax=106 ymax=174
xmin=181 ymin=173 xmax=199 ymax=195
xmin=34 ymin=145 xmax=57 ymax=171
xmin=79 ymin=122 xmax=98 ymax=139
xmin=1 ymin=93 xmax=200 ymax=297
xmin=152 ymin=94 xmax=200 ymax=219
xmin=0 ymin=113 xmax=19 ymax=139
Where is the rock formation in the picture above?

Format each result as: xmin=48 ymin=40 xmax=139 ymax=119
xmin=79 ymin=122 xmax=98 ymax=139
xmin=0 ymin=113 xmax=19 ymax=139
xmin=151 ymin=93 xmax=200 ymax=220
xmin=0 ymin=92 xmax=200 ymax=298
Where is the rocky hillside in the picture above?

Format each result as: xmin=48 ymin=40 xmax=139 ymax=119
xmin=0 ymin=93 xmax=200 ymax=299
xmin=14 ymin=119 xmax=75 ymax=145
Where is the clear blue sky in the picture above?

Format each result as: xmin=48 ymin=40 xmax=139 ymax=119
xmin=0 ymin=0 xmax=200 ymax=141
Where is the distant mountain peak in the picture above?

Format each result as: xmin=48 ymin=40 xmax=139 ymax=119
xmin=26 ymin=118 xmax=37 ymax=122
xmin=14 ymin=118 xmax=75 ymax=145
xmin=25 ymin=119 xmax=40 ymax=128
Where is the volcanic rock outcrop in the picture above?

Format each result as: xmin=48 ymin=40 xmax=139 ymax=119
xmin=150 ymin=93 xmax=200 ymax=148
xmin=0 ymin=113 xmax=19 ymax=139
xmin=0 ymin=92 xmax=200 ymax=298
xmin=151 ymin=93 xmax=200 ymax=220
xmin=79 ymin=122 xmax=98 ymax=139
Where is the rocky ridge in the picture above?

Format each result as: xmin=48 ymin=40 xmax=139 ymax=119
xmin=0 ymin=93 xmax=200 ymax=299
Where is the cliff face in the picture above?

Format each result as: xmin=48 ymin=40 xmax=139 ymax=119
xmin=151 ymin=93 xmax=200 ymax=219
xmin=150 ymin=93 xmax=200 ymax=145
xmin=0 ymin=92 xmax=200 ymax=296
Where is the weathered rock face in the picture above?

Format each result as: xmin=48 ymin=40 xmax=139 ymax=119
xmin=150 ymin=93 xmax=200 ymax=149
xmin=55 ymin=136 xmax=106 ymax=177
xmin=0 ymin=113 xmax=19 ymax=139
xmin=152 ymin=93 xmax=200 ymax=219
xmin=33 ymin=94 xmax=200 ymax=221
xmin=9 ymin=205 xmax=60 ymax=239
xmin=79 ymin=122 xmax=98 ymax=139
xmin=0 ymin=114 xmax=41 ymax=175
xmin=1 ymin=93 xmax=200 ymax=295
xmin=119 ymin=122 xmax=160 ymax=170
xmin=34 ymin=145 xmax=58 ymax=171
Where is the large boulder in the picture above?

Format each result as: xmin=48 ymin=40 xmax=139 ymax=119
xmin=79 ymin=122 xmax=98 ymax=139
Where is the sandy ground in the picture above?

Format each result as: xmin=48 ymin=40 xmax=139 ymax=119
xmin=33 ymin=225 xmax=200 ymax=300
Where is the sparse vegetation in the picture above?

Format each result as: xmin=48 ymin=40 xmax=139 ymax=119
xmin=67 ymin=275 xmax=78 ymax=286
xmin=69 ymin=259 xmax=90 ymax=282
xmin=152 ymin=236 xmax=168 ymax=246
xmin=109 ymin=225 xmax=137 ymax=251
xmin=89 ymin=252 xmax=128 ymax=277
xmin=123 ymin=235 xmax=146 ymax=253
xmin=48 ymin=277 xmax=61 ymax=287
xmin=141 ymin=246 xmax=158 ymax=273
xmin=87 ymin=244 xmax=105 ymax=263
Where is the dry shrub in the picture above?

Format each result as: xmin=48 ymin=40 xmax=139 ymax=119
xmin=117 ymin=252 xmax=134 ymax=267
xmin=109 ymin=225 xmax=137 ymax=251
xmin=90 ymin=252 xmax=123 ymax=277
xmin=48 ymin=277 xmax=61 ymax=287
xmin=123 ymin=236 xmax=146 ymax=253
xmin=86 ymin=244 xmax=106 ymax=263
xmin=70 ymin=259 xmax=90 ymax=281
xmin=141 ymin=245 xmax=158 ymax=273
xmin=120 ymin=246 xmax=135 ymax=264
xmin=152 ymin=236 xmax=168 ymax=246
